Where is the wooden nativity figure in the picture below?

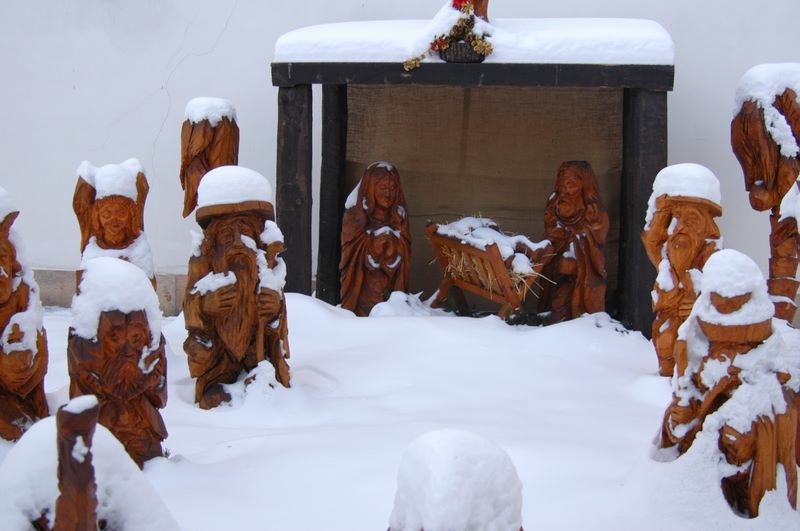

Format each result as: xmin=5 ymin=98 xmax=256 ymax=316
xmin=641 ymin=163 xmax=722 ymax=377
xmin=179 ymin=97 xmax=239 ymax=217
xmin=0 ymin=187 xmax=48 ymax=441
xmin=340 ymin=161 xmax=411 ymax=317
xmin=659 ymin=249 xmax=799 ymax=518
xmin=731 ymin=63 xmax=800 ymax=321
xmin=525 ymin=161 xmax=609 ymax=323
xmin=184 ymin=166 xmax=291 ymax=409
xmin=68 ymin=257 xmax=167 ymax=468
xmin=73 ymin=158 xmax=156 ymax=289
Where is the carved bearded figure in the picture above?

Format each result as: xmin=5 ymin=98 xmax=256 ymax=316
xmin=531 ymin=161 xmax=609 ymax=323
xmin=0 ymin=189 xmax=48 ymax=441
xmin=340 ymin=162 xmax=411 ymax=317
xmin=68 ymin=257 xmax=167 ymax=468
xmin=642 ymin=164 xmax=722 ymax=376
xmin=184 ymin=166 xmax=290 ymax=409
xmin=659 ymin=250 xmax=799 ymax=518
xmin=73 ymin=159 xmax=155 ymax=289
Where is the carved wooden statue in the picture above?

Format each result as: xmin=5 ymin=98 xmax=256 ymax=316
xmin=0 ymin=193 xmax=49 ymax=442
xmin=180 ymin=97 xmax=239 ymax=217
xmin=68 ymin=257 xmax=167 ymax=468
xmin=453 ymin=0 xmax=489 ymax=20
xmin=641 ymin=164 xmax=722 ymax=376
xmin=732 ymin=69 xmax=800 ymax=321
xmin=659 ymin=249 xmax=798 ymax=518
xmin=525 ymin=161 xmax=609 ymax=323
xmin=340 ymin=161 xmax=411 ymax=317
xmin=73 ymin=159 xmax=155 ymax=288
xmin=184 ymin=166 xmax=291 ymax=409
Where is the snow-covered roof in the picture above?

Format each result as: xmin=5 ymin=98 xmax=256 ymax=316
xmin=185 ymin=97 xmax=237 ymax=127
xmin=644 ymin=163 xmax=722 ymax=229
xmin=274 ymin=18 xmax=674 ymax=65
xmin=197 ymin=166 xmax=273 ymax=209
xmin=72 ymin=257 xmax=162 ymax=348
xmin=76 ymin=159 xmax=143 ymax=201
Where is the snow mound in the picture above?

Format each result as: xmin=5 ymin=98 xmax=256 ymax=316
xmin=0 ymin=414 xmax=178 ymax=531
xmin=0 ymin=186 xmax=17 ymax=223
xmin=370 ymin=292 xmax=453 ymax=317
xmin=72 ymin=257 xmax=162 ymax=348
xmin=76 ymin=159 xmax=143 ymax=201
xmin=644 ymin=163 xmax=721 ymax=229
xmin=79 ymin=233 xmax=154 ymax=279
xmin=196 ymin=166 xmax=273 ymax=208
xmin=734 ymin=63 xmax=800 ymax=158
xmin=388 ymin=429 xmax=523 ymax=531
xmin=185 ymin=97 xmax=237 ymax=127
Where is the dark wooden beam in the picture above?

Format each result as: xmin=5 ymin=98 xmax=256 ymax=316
xmin=272 ymin=62 xmax=674 ymax=91
xmin=276 ymin=85 xmax=313 ymax=294
xmin=316 ymin=85 xmax=348 ymax=305
xmin=617 ymin=88 xmax=666 ymax=336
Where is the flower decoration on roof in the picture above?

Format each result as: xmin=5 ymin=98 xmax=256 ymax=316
xmin=403 ymin=1 xmax=494 ymax=71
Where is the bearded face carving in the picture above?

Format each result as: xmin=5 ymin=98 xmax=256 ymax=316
xmin=90 ymin=196 xmax=137 ymax=249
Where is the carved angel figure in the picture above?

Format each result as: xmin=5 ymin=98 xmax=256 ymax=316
xmin=659 ymin=249 xmax=798 ymax=518
xmin=73 ymin=159 xmax=155 ymax=288
xmin=0 ymin=188 xmax=48 ymax=441
xmin=340 ymin=161 xmax=411 ymax=317
xmin=180 ymin=97 xmax=239 ymax=217
xmin=642 ymin=164 xmax=722 ymax=376
xmin=184 ymin=166 xmax=290 ymax=409
xmin=68 ymin=257 xmax=167 ymax=468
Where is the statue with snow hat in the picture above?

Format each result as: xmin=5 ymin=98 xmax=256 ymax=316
xmin=0 ymin=188 xmax=48 ymax=441
xmin=73 ymin=158 xmax=156 ymax=289
xmin=183 ymin=166 xmax=290 ymax=409
xmin=658 ymin=249 xmax=798 ymax=518
xmin=68 ymin=257 xmax=167 ymax=468
xmin=340 ymin=161 xmax=411 ymax=317
xmin=641 ymin=164 xmax=722 ymax=376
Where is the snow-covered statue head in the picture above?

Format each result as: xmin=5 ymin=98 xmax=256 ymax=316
xmin=184 ymin=166 xmax=290 ymax=409
xmin=180 ymin=97 xmax=239 ymax=218
xmin=642 ymin=163 xmax=722 ymax=376
xmin=73 ymin=159 xmax=155 ymax=287
xmin=340 ymin=161 xmax=411 ymax=317
xmin=0 ymin=188 xmax=48 ymax=441
xmin=68 ymin=257 xmax=167 ymax=468
xmin=658 ymin=249 xmax=799 ymax=518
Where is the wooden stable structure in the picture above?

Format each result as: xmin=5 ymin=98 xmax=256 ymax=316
xmin=271 ymin=22 xmax=674 ymax=335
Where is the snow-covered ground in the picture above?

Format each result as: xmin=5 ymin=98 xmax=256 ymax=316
xmin=1 ymin=295 xmax=799 ymax=529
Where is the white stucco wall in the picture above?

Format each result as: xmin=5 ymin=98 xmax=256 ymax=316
xmin=0 ymin=0 xmax=795 ymax=277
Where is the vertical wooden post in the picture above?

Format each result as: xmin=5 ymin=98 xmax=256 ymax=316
xmin=316 ymin=85 xmax=348 ymax=305
xmin=618 ymin=88 xmax=667 ymax=336
xmin=276 ymin=85 xmax=313 ymax=294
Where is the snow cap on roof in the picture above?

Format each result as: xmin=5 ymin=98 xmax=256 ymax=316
xmin=644 ymin=163 xmax=721 ymax=229
xmin=185 ymin=97 xmax=237 ymax=127
xmin=71 ymin=257 xmax=162 ymax=348
xmin=197 ymin=166 xmax=273 ymax=208
xmin=76 ymin=159 xmax=143 ymax=201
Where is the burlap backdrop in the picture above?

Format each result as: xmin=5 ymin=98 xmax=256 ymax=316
xmin=346 ymin=85 xmax=623 ymax=309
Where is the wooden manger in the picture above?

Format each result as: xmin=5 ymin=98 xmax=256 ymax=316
xmin=426 ymin=223 xmax=544 ymax=319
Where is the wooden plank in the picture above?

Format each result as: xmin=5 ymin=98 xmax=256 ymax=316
xmin=617 ymin=88 xmax=666 ymax=336
xmin=316 ymin=85 xmax=348 ymax=305
xmin=276 ymin=85 xmax=313 ymax=294
xmin=271 ymin=62 xmax=674 ymax=91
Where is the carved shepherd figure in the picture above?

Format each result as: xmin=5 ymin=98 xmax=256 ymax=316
xmin=184 ymin=166 xmax=291 ymax=409
xmin=642 ymin=164 xmax=722 ymax=376
xmin=659 ymin=250 xmax=798 ymax=518
xmin=0 ymin=189 xmax=48 ymax=441
xmin=731 ymin=64 xmax=800 ymax=321
xmin=527 ymin=161 xmax=609 ymax=323
xmin=68 ymin=257 xmax=167 ymax=468
xmin=73 ymin=159 xmax=156 ymax=289
xmin=340 ymin=162 xmax=411 ymax=317
xmin=179 ymin=97 xmax=239 ymax=217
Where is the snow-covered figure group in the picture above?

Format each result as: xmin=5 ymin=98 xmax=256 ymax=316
xmin=340 ymin=161 xmax=411 ymax=317
xmin=642 ymin=164 xmax=722 ymax=376
xmin=184 ymin=166 xmax=291 ymax=409
xmin=73 ymin=158 xmax=156 ymax=289
xmin=0 ymin=188 xmax=48 ymax=441
xmin=658 ymin=249 xmax=799 ymax=518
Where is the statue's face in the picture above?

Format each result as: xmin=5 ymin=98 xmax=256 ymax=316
xmin=98 ymin=309 xmax=150 ymax=358
xmin=373 ymin=176 xmax=398 ymax=211
xmin=666 ymin=204 xmax=709 ymax=273
xmin=0 ymin=243 xmax=14 ymax=304
xmin=94 ymin=197 xmax=135 ymax=247
xmin=210 ymin=215 xmax=260 ymax=274
xmin=556 ymin=170 xmax=584 ymax=219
